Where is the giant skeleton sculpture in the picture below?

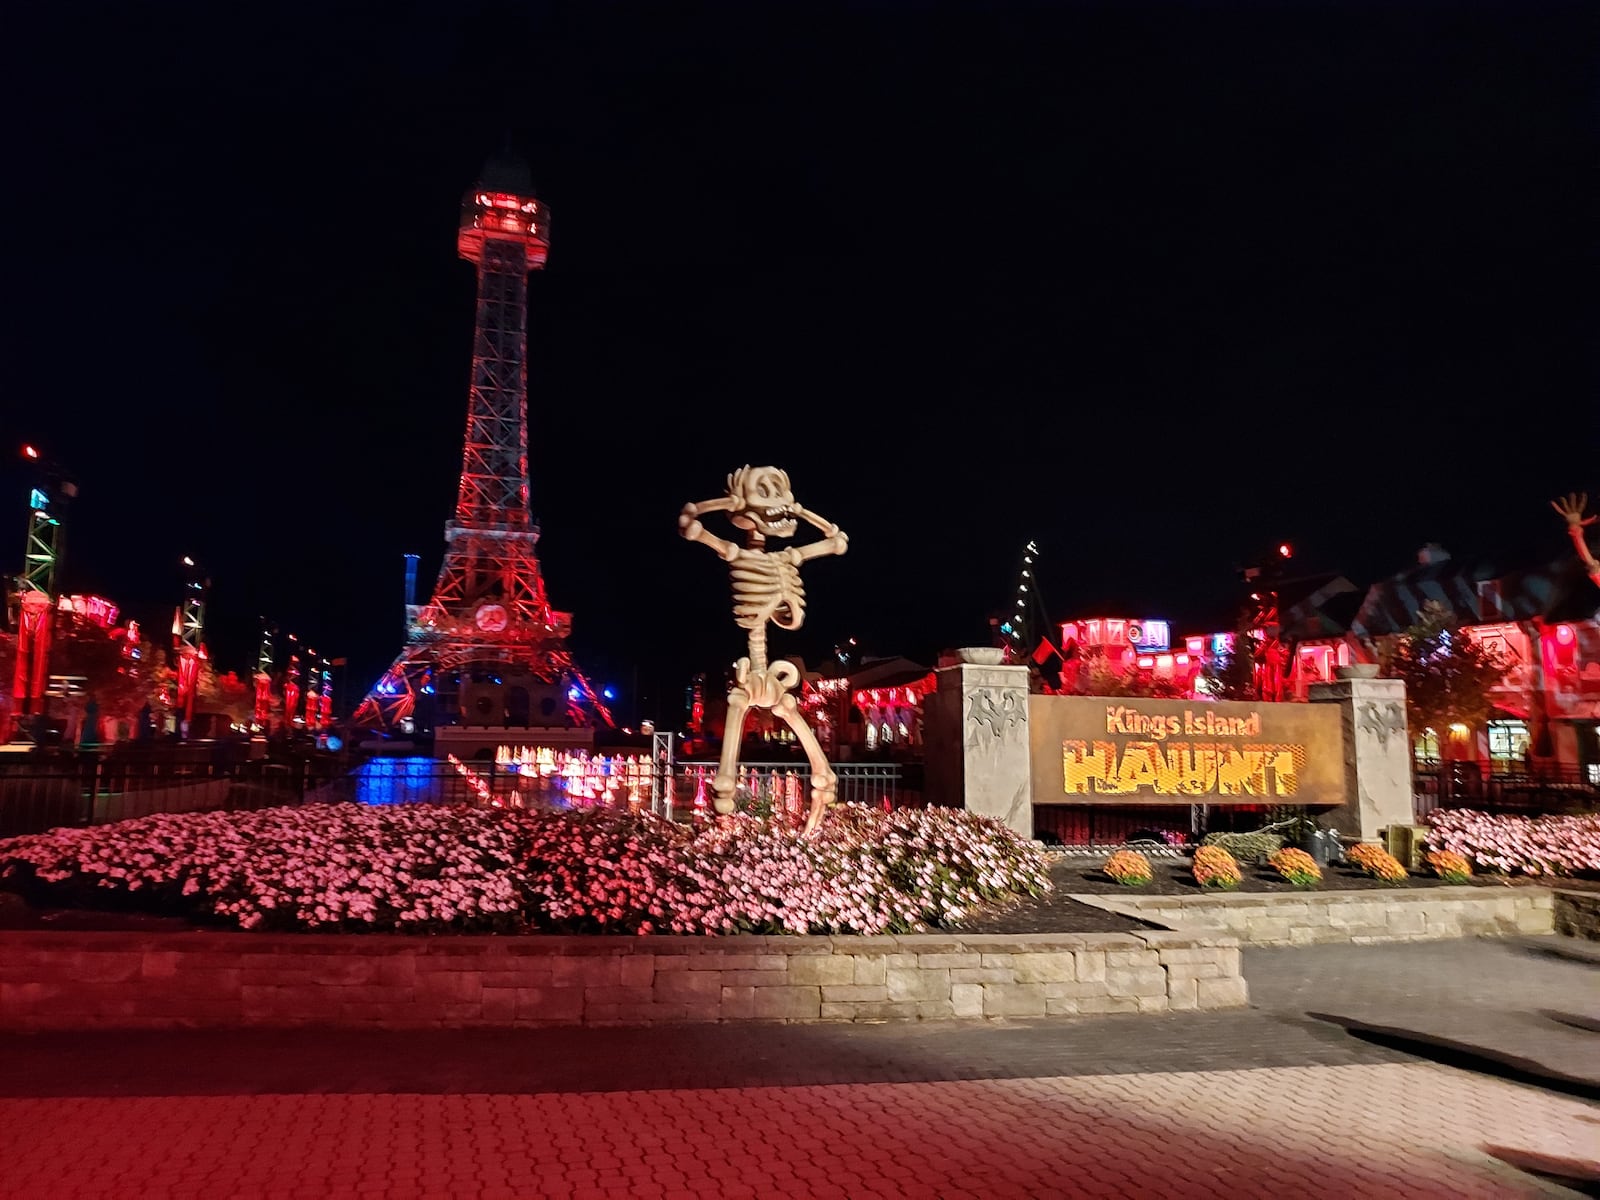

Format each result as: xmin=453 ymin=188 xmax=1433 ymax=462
xmin=680 ymin=467 xmax=849 ymax=835
xmin=1551 ymin=492 xmax=1600 ymax=590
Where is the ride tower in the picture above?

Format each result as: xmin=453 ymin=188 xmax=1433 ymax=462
xmin=355 ymin=151 xmax=607 ymax=735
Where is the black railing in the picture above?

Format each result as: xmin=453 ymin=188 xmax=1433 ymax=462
xmin=0 ymin=753 xmax=914 ymax=838
xmin=673 ymin=761 xmax=915 ymax=812
xmin=0 ymin=752 xmax=345 ymax=838
xmin=1413 ymin=763 xmax=1599 ymax=820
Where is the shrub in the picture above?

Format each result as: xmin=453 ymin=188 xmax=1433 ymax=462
xmin=1425 ymin=849 xmax=1472 ymax=884
xmin=1345 ymin=843 xmax=1388 ymax=871
xmin=1200 ymin=831 xmax=1283 ymax=863
xmin=1355 ymin=847 xmax=1408 ymax=884
xmin=1103 ymin=850 xmax=1153 ymax=886
xmin=1423 ymin=809 xmax=1600 ymax=877
xmin=0 ymin=802 xmax=1051 ymax=936
xmin=1192 ymin=845 xmax=1242 ymax=890
xmin=1268 ymin=847 xmax=1322 ymax=888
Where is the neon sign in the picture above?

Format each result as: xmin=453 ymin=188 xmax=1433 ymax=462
xmin=1128 ymin=620 xmax=1170 ymax=651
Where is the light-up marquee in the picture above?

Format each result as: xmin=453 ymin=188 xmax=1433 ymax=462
xmin=1028 ymin=695 xmax=1345 ymax=806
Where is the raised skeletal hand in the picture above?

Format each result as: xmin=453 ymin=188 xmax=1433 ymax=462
xmin=1553 ymin=491 xmax=1600 ymax=587
xmin=1551 ymin=492 xmax=1596 ymax=528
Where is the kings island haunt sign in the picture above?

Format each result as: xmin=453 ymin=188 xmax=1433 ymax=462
xmin=1028 ymin=696 xmax=1346 ymax=806
xmin=925 ymin=652 xmax=1409 ymax=841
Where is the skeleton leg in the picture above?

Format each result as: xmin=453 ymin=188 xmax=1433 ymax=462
xmin=713 ymin=685 xmax=753 ymax=814
xmin=775 ymin=693 xmax=836 ymax=836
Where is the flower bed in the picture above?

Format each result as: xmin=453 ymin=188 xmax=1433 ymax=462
xmin=1425 ymin=850 xmax=1472 ymax=885
xmin=1192 ymin=845 xmax=1242 ymax=890
xmin=0 ymin=803 xmax=1049 ymax=936
xmin=1267 ymin=847 xmax=1322 ymax=888
xmin=1345 ymin=843 xmax=1408 ymax=884
xmin=1102 ymin=850 xmax=1153 ymax=886
xmin=1423 ymin=810 xmax=1600 ymax=878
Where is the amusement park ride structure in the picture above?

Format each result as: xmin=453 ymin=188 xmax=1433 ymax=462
xmin=7 ymin=446 xmax=75 ymax=740
xmin=354 ymin=151 xmax=607 ymax=736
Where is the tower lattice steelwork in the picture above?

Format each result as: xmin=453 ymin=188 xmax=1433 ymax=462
xmin=355 ymin=152 xmax=606 ymax=733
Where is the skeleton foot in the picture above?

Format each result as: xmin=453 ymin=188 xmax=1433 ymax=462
xmin=801 ymin=769 xmax=837 ymax=836
xmin=711 ymin=775 xmax=737 ymax=815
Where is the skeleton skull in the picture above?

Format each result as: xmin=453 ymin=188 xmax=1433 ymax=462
xmin=726 ymin=465 xmax=798 ymax=538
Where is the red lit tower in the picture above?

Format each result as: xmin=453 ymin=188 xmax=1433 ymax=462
xmin=355 ymin=151 xmax=605 ymax=733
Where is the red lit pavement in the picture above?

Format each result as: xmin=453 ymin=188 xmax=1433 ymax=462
xmin=3 ymin=937 xmax=1598 ymax=1197
xmin=1 ymin=1061 xmax=1594 ymax=1198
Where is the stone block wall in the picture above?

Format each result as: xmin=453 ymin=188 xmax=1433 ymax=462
xmin=0 ymin=929 xmax=1247 ymax=1030
xmin=1554 ymin=890 xmax=1600 ymax=942
xmin=1072 ymin=886 xmax=1555 ymax=947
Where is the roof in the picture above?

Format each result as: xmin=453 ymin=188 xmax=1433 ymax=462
xmin=1541 ymin=559 xmax=1600 ymax=623
xmin=1276 ymin=574 xmax=1363 ymax=642
xmin=847 ymin=656 xmax=934 ymax=691
xmin=1350 ymin=554 xmax=1598 ymax=637
xmin=1350 ymin=555 xmax=1503 ymax=637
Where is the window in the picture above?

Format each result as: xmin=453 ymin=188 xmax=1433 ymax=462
xmin=1487 ymin=720 xmax=1528 ymax=766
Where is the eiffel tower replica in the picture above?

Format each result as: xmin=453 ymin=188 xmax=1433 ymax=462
xmin=354 ymin=150 xmax=607 ymax=741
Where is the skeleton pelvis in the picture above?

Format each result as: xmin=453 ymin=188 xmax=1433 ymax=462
xmin=733 ymin=660 xmax=800 ymax=708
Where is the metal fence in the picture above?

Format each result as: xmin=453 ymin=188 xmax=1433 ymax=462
xmin=0 ymin=753 xmax=915 ymax=837
xmin=1412 ymin=764 xmax=1599 ymax=821
xmin=0 ymin=754 xmax=336 ymax=838
xmin=673 ymin=760 xmax=916 ymax=813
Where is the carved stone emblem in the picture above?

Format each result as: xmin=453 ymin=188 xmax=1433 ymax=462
xmin=1357 ymin=699 xmax=1406 ymax=748
xmin=967 ymin=687 xmax=1027 ymax=741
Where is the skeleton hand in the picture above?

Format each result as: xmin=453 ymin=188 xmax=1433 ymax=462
xmin=1552 ymin=492 xmax=1596 ymax=528
xmin=680 ymin=501 xmax=741 ymax=560
xmin=678 ymin=505 xmax=702 ymax=540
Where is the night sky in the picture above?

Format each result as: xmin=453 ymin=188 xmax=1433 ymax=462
xmin=1 ymin=1 xmax=1594 ymax=721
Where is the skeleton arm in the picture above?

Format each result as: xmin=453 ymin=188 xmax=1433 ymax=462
xmin=783 ymin=506 xmax=849 ymax=563
xmin=1551 ymin=492 xmax=1600 ymax=587
xmin=679 ymin=498 xmax=743 ymax=561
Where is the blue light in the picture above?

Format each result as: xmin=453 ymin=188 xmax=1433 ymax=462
xmin=29 ymin=489 xmax=47 ymax=511
xmin=567 ymin=687 xmax=581 ymax=702
xmin=420 ymin=684 xmax=435 ymax=695
xmin=1000 ymin=622 xmax=1014 ymax=635
xmin=602 ymin=686 xmax=616 ymax=701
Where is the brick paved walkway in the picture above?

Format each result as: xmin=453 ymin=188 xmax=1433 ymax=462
xmin=3 ymin=938 xmax=1598 ymax=1197
xmin=2 ymin=1063 xmax=1593 ymax=1199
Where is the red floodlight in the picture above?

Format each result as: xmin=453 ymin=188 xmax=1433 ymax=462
xmin=1278 ymin=543 xmax=1292 ymax=558
xmin=23 ymin=445 xmax=39 ymax=459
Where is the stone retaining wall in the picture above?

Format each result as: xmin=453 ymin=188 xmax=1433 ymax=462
xmin=0 ymin=929 xmax=1246 ymax=1030
xmin=1071 ymin=886 xmax=1555 ymax=947
xmin=1554 ymin=890 xmax=1600 ymax=942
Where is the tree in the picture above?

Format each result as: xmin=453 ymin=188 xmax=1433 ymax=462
xmin=197 ymin=663 xmax=253 ymax=724
xmin=1064 ymin=647 xmax=1189 ymax=699
xmin=1380 ymin=600 xmax=1510 ymax=761
xmin=0 ymin=614 xmax=168 ymax=740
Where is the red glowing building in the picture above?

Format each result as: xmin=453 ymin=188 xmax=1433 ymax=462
xmin=355 ymin=151 xmax=604 ymax=738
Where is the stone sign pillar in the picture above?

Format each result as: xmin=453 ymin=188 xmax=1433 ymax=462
xmin=1308 ymin=672 xmax=1414 ymax=843
xmin=923 ymin=650 xmax=1032 ymax=837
